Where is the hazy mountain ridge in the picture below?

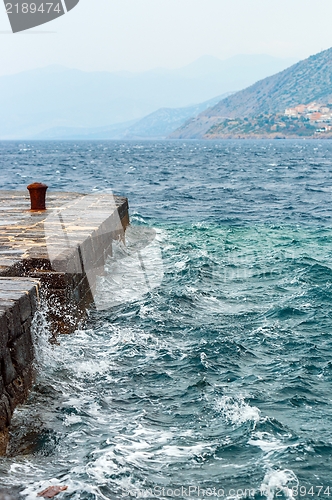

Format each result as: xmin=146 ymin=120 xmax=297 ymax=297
xmin=0 ymin=54 xmax=296 ymax=139
xmin=120 ymin=94 xmax=233 ymax=139
xmin=34 ymin=94 xmax=232 ymax=140
xmin=170 ymin=47 xmax=332 ymax=139
xmin=33 ymin=120 xmax=139 ymax=140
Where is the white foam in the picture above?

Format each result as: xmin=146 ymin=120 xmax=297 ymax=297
xmin=249 ymin=440 xmax=284 ymax=453
xmin=156 ymin=443 xmax=208 ymax=458
xmin=248 ymin=432 xmax=288 ymax=454
xmin=31 ymin=306 xmax=57 ymax=370
xmin=85 ymin=424 xmax=216 ymax=485
xmin=94 ymin=226 xmax=164 ymax=309
xmin=174 ymin=260 xmax=187 ymax=270
xmin=215 ymin=396 xmax=260 ymax=425
xmin=73 ymin=358 xmax=111 ymax=377
xmin=63 ymin=414 xmax=83 ymax=426
xmin=260 ymin=469 xmax=298 ymax=500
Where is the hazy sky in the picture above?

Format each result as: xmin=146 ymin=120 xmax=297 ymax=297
xmin=1 ymin=0 xmax=332 ymax=76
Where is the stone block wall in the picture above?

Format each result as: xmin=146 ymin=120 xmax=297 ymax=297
xmin=0 ymin=278 xmax=40 ymax=454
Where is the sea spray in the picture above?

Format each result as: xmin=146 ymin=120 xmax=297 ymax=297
xmin=31 ymin=302 xmax=55 ymax=370
xmin=215 ymin=396 xmax=261 ymax=426
xmin=260 ymin=469 xmax=299 ymax=500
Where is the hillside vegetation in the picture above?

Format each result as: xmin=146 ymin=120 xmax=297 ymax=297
xmin=170 ymin=47 xmax=332 ymax=139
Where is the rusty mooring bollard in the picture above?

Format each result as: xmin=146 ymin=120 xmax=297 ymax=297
xmin=27 ymin=182 xmax=48 ymax=211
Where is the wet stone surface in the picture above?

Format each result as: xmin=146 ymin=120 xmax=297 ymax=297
xmin=0 ymin=191 xmax=128 ymax=277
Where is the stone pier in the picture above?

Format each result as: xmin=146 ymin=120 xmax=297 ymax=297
xmin=0 ymin=190 xmax=130 ymax=453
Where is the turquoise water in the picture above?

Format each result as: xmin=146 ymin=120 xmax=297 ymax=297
xmin=0 ymin=141 xmax=332 ymax=499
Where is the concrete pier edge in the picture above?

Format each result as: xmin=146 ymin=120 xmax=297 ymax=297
xmin=0 ymin=190 xmax=130 ymax=454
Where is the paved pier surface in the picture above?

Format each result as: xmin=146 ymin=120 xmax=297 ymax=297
xmin=0 ymin=190 xmax=129 ymax=278
xmin=0 ymin=190 xmax=129 ymax=453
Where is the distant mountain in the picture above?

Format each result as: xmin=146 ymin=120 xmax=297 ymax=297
xmin=35 ymin=93 xmax=232 ymax=140
xmin=170 ymin=47 xmax=332 ymax=139
xmin=0 ymin=54 xmax=296 ymax=139
xmin=33 ymin=120 xmax=139 ymax=140
xmin=121 ymin=93 xmax=233 ymax=139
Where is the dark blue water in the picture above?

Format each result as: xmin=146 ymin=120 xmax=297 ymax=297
xmin=1 ymin=141 xmax=332 ymax=500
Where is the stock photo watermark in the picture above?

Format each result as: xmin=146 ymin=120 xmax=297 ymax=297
xmin=121 ymin=484 xmax=332 ymax=498
xmin=121 ymin=486 xmax=255 ymax=498
xmin=44 ymin=192 xmax=164 ymax=310
xmin=3 ymin=0 xmax=79 ymax=32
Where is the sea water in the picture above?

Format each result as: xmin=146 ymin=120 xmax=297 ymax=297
xmin=0 ymin=140 xmax=332 ymax=499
